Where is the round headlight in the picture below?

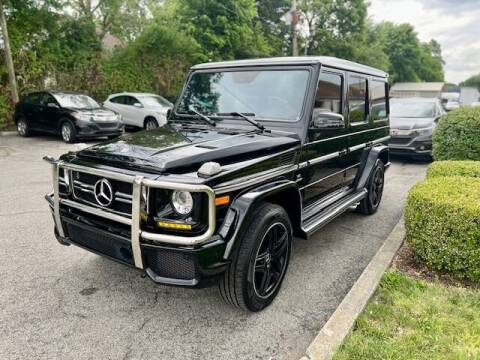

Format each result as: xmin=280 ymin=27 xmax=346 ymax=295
xmin=171 ymin=190 xmax=193 ymax=215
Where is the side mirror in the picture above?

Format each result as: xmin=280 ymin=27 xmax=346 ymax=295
xmin=47 ymin=102 xmax=59 ymax=109
xmin=133 ymin=102 xmax=143 ymax=108
xmin=311 ymin=110 xmax=345 ymax=129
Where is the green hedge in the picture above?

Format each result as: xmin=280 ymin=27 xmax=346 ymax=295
xmin=427 ymin=160 xmax=480 ymax=179
xmin=432 ymin=107 xmax=480 ymax=161
xmin=405 ymin=176 xmax=480 ymax=281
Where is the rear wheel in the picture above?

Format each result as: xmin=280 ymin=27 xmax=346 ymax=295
xmin=219 ymin=202 xmax=292 ymax=312
xmin=60 ymin=121 xmax=76 ymax=143
xmin=17 ymin=117 xmax=31 ymax=137
xmin=358 ymin=159 xmax=385 ymax=215
xmin=144 ymin=117 xmax=158 ymax=130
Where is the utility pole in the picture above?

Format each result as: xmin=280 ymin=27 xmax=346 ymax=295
xmin=292 ymin=0 xmax=299 ymax=56
xmin=0 ymin=0 xmax=19 ymax=104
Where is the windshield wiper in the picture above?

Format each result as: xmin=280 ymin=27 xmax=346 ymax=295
xmin=187 ymin=108 xmax=216 ymax=126
xmin=224 ymin=112 xmax=266 ymax=132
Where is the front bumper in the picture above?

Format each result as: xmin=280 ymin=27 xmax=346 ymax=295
xmin=76 ymin=122 xmax=124 ymax=139
xmin=44 ymin=157 xmax=224 ymax=287
xmin=388 ymin=135 xmax=432 ymax=156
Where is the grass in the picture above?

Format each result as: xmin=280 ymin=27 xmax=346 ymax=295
xmin=334 ymin=271 xmax=480 ymax=360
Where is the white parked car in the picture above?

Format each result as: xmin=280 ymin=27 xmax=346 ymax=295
xmin=103 ymin=92 xmax=173 ymax=130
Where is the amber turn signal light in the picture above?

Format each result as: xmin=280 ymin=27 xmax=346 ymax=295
xmin=215 ymin=195 xmax=230 ymax=206
xmin=157 ymin=221 xmax=192 ymax=231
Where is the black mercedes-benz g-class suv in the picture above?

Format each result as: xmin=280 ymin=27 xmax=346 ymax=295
xmin=45 ymin=57 xmax=390 ymax=312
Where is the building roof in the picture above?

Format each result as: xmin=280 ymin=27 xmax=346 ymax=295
xmin=390 ymin=82 xmax=444 ymax=92
xmin=192 ymin=56 xmax=388 ymax=78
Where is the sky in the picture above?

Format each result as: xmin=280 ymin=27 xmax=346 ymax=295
xmin=369 ymin=0 xmax=480 ymax=84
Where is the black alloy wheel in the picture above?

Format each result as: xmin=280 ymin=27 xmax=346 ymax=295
xmin=219 ymin=202 xmax=292 ymax=312
xmin=358 ymin=159 xmax=385 ymax=215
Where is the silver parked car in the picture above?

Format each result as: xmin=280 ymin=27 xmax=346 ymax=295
xmin=103 ymin=92 xmax=173 ymax=130
xmin=389 ymin=97 xmax=445 ymax=158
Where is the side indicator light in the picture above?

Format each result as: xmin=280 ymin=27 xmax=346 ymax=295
xmin=215 ymin=195 xmax=230 ymax=206
xmin=157 ymin=221 xmax=192 ymax=231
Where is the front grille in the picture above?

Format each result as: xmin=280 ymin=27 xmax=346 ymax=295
xmin=66 ymin=223 xmax=134 ymax=265
xmin=389 ymin=136 xmax=412 ymax=146
xmin=96 ymin=122 xmax=118 ymax=129
xmin=72 ymin=171 xmax=132 ymax=215
xmin=145 ymin=248 xmax=197 ymax=280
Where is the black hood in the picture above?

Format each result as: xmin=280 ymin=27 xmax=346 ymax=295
xmin=390 ymin=116 xmax=436 ymax=130
xmin=77 ymin=125 xmax=300 ymax=174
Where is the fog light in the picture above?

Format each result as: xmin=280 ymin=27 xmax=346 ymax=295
xmin=157 ymin=221 xmax=192 ymax=230
xmin=419 ymin=145 xmax=426 ymax=150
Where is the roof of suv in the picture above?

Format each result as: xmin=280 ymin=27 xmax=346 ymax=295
xmin=108 ymin=92 xmax=159 ymax=98
xmin=191 ymin=56 xmax=388 ymax=78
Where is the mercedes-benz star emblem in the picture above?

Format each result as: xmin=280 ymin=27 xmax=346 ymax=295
xmin=94 ymin=178 xmax=114 ymax=207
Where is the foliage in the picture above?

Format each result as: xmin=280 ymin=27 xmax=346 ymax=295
xmin=460 ymin=73 xmax=480 ymax=90
xmin=372 ymin=22 xmax=444 ymax=83
xmin=427 ymin=160 xmax=480 ymax=179
xmin=334 ymin=271 xmax=480 ymax=360
xmin=405 ymin=176 xmax=480 ymax=281
xmin=432 ymin=107 xmax=480 ymax=161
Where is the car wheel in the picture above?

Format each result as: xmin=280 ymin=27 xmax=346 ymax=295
xmin=219 ymin=202 xmax=292 ymax=312
xmin=61 ymin=121 xmax=76 ymax=143
xmin=144 ymin=118 xmax=158 ymax=130
xmin=17 ymin=117 xmax=31 ymax=137
xmin=358 ymin=159 xmax=385 ymax=215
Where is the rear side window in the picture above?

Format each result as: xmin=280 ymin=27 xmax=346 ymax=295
xmin=314 ymin=72 xmax=343 ymax=114
xmin=124 ymin=96 xmax=139 ymax=106
xmin=24 ymin=93 xmax=41 ymax=105
xmin=348 ymin=76 xmax=368 ymax=123
xmin=110 ymin=96 xmax=125 ymax=104
xmin=370 ymin=80 xmax=388 ymax=120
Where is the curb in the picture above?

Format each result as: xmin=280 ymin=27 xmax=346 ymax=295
xmin=0 ymin=131 xmax=16 ymax=136
xmin=303 ymin=216 xmax=406 ymax=360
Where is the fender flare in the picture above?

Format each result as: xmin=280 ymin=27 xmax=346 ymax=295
xmin=220 ymin=179 xmax=301 ymax=260
xmin=354 ymin=145 xmax=389 ymax=191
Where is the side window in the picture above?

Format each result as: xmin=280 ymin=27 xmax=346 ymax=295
xmin=124 ymin=96 xmax=138 ymax=106
xmin=314 ymin=72 xmax=343 ymax=114
xmin=24 ymin=93 xmax=40 ymax=105
xmin=37 ymin=93 xmax=51 ymax=106
xmin=348 ymin=75 xmax=368 ymax=123
xmin=44 ymin=94 xmax=57 ymax=106
xmin=110 ymin=96 xmax=125 ymax=104
xmin=370 ymin=80 xmax=388 ymax=120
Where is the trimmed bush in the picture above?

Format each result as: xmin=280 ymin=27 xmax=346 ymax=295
xmin=432 ymin=107 xmax=480 ymax=161
xmin=427 ymin=160 xmax=480 ymax=179
xmin=405 ymin=176 xmax=480 ymax=281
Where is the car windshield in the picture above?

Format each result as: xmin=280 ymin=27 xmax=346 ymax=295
xmin=390 ymin=101 xmax=435 ymax=118
xmin=53 ymin=94 xmax=100 ymax=109
xmin=140 ymin=95 xmax=172 ymax=107
xmin=177 ymin=69 xmax=310 ymax=121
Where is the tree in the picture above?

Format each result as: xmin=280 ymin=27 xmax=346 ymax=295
xmin=177 ymin=0 xmax=272 ymax=61
xmin=0 ymin=0 xmax=18 ymax=104
xmin=460 ymin=74 xmax=480 ymax=90
xmin=256 ymin=0 xmax=291 ymax=55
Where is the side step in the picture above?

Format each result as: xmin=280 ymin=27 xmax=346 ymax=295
xmin=302 ymin=189 xmax=367 ymax=236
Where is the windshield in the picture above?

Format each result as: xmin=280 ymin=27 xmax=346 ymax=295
xmin=53 ymin=94 xmax=100 ymax=109
xmin=390 ymin=101 xmax=435 ymax=118
xmin=140 ymin=95 xmax=172 ymax=107
xmin=177 ymin=69 xmax=310 ymax=121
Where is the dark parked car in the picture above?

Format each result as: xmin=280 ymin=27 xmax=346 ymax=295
xmin=14 ymin=91 xmax=124 ymax=143
xmin=389 ymin=97 xmax=444 ymax=158
xmin=44 ymin=57 xmax=390 ymax=312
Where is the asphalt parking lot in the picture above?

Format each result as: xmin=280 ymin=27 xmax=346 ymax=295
xmin=0 ymin=133 xmax=428 ymax=360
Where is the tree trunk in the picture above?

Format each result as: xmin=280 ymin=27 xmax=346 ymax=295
xmin=0 ymin=0 xmax=19 ymax=103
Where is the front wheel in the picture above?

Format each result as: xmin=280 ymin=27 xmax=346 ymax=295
xmin=358 ymin=159 xmax=385 ymax=215
xmin=144 ymin=118 xmax=158 ymax=130
xmin=219 ymin=202 xmax=292 ymax=312
xmin=60 ymin=121 xmax=76 ymax=143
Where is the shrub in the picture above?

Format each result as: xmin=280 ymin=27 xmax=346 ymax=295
xmin=432 ymin=107 xmax=480 ymax=161
xmin=405 ymin=176 xmax=480 ymax=281
xmin=427 ymin=160 xmax=480 ymax=179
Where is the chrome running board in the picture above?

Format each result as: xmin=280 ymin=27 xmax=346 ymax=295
xmin=302 ymin=189 xmax=367 ymax=235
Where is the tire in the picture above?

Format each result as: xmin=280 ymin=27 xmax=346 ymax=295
xmin=219 ymin=202 xmax=292 ymax=312
xmin=358 ymin=159 xmax=385 ymax=215
xmin=16 ymin=117 xmax=31 ymax=137
xmin=144 ymin=117 xmax=158 ymax=130
xmin=60 ymin=121 xmax=76 ymax=143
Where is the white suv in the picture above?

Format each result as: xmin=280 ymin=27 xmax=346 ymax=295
xmin=104 ymin=92 xmax=173 ymax=130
